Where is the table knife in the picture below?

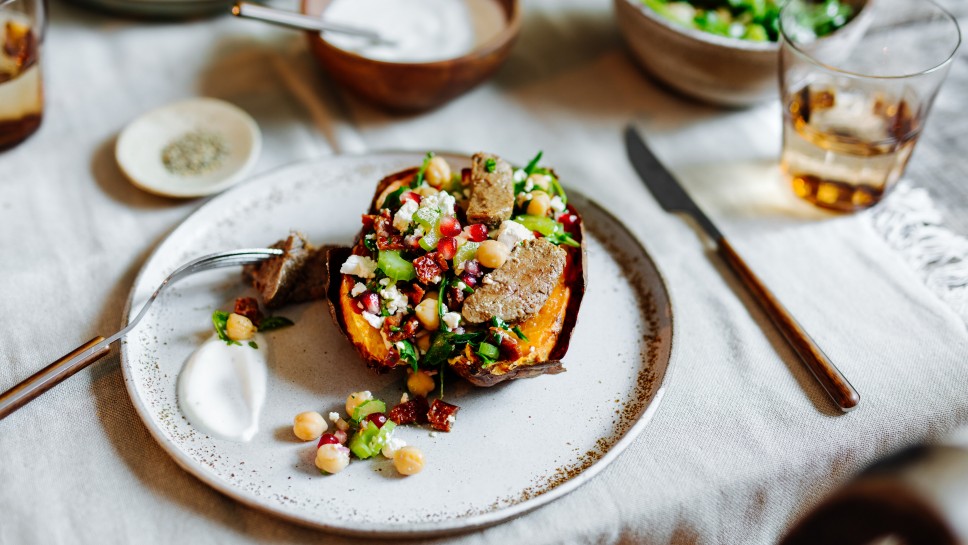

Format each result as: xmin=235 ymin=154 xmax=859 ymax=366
xmin=624 ymin=125 xmax=860 ymax=412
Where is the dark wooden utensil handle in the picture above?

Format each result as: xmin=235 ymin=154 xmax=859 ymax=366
xmin=0 ymin=336 xmax=111 ymax=420
xmin=718 ymin=239 xmax=860 ymax=412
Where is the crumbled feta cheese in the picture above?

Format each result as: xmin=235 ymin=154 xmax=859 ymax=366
xmin=442 ymin=312 xmax=462 ymax=331
xmin=400 ymin=392 xmax=409 ymax=404
xmin=516 ymin=191 xmax=533 ymax=207
xmin=381 ymin=436 xmax=407 ymax=459
xmin=482 ymin=276 xmax=494 ymax=285
xmin=380 ymin=284 xmax=409 ymax=315
xmin=362 ymin=311 xmax=384 ymax=329
xmin=420 ymin=191 xmax=456 ymax=216
xmin=393 ymin=199 xmax=418 ymax=233
xmin=549 ymin=195 xmax=566 ymax=212
xmin=513 ymin=168 xmax=527 ymax=182
xmin=379 ymin=278 xmax=391 ymax=286
xmin=340 ymin=255 xmax=378 ymax=279
xmin=350 ymin=282 xmax=367 ymax=297
xmin=429 ymin=431 xmax=438 ymax=438
xmin=328 ymin=412 xmax=341 ymax=423
xmin=524 ymin=178 xmax=535 ymax=192
xmin=446 ymin=415 xmax=456 ymax=424
xmin=456 ymin=280 xmax=468 ymax=292
xmin=494 ymin=220 xmax=535 ymax=249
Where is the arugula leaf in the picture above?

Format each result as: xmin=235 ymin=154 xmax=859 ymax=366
xmin=437 ymin=275 xmax=448 ymax=328
xmin=258 ymin=316 xmax=294 ymax=332
xmin=523 ymin=151 xmax=543 ymax=176
xmin=248 ymin=341 xmax=259 ymax=349
xmin=363 ymin=235 xmax=378 ymax=253
xmin=512 ymin=326 xmax=529 ymax=342
xmin=412 ymin=152 xmax=435 ymax=188
xmin=212 ymin=310 xmax=240 ymax=346
xmin=549 ymin=175 xmax=568 ymax=206
xmin=397 ymin=340 xmax=419 ymax=372
xmin=547 ymin=230 xmax=581 ymax=248
xmin=422 ymin=330 xmax=488 ymax=368
xmin=382 ymin=185 xmax=408 ymax=212
xmin=484 ymin=157 xmax=496 ymax=173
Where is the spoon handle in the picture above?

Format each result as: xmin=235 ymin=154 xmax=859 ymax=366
xmin=231 ymin=1 xmax=384 ymax=41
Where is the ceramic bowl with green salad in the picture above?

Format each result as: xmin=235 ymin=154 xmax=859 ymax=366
xmin=615 ymin=0 xmax=867 ymax=107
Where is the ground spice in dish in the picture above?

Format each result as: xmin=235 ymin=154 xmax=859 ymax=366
xmin=161 ymin=130 xmax=228 ymax=176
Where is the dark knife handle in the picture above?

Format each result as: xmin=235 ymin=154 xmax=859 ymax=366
xmin=718 ymin=238 xmax=860 ymax=412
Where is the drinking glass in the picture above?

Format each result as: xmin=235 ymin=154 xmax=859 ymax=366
xmin=778 ymin=0 xmax=961 ymax=212
xmin=0 ymin=0 xmax=45 ymax=151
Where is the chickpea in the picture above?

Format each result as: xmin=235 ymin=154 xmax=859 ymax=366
xmin=424 ymin=156 xmax=451 ymax=188
xmin=407 ymin=369 xmax=435 ymax=397
xmin=527 ymin=173 xmax=551 ymax=191
xmin=393 ymin=446 xmax=425 ymax=476
xmin=345 ymin=391 xmax=373 ymax=416
xmin=526 ymin=191 xmax=552 ymax=217
xmin=225 ymin=313 xmax=256 ymax=341
xmin=476 ymin=240 xmax=510 ymax=269
xmin=293 ymin=411 xmax=327 ymax=441
xmin=413 ymin=185 xmax=440 ymax=198
xmin=415 ymin=298 xmax=440 ymax=331
xmin=315 ymin=443 xmax=350 ymax=474
xmin=416 ymin=333 xmax=431 ymax=353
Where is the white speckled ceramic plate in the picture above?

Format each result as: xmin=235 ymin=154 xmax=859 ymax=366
xmin=120 ymin=153 xmax=673 ymax=537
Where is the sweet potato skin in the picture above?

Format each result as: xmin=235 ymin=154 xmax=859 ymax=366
xmin=326 ymin=165 xmax=587 ymax=386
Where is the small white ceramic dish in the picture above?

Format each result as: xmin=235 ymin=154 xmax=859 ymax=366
xmin=119 ymin=153 xmax=673 ymax=537
xmin=116 ymin=97 xmax=261 ymax=198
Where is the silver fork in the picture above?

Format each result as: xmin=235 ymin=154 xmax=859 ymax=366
xmin=0 ymin=248 xmax=283 ymax=421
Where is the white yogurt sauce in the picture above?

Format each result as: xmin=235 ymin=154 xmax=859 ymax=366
xmin=322 ymin=0 xmax=506 ymax=63
xmin=178 ymin=334 xmax=268 ymax=442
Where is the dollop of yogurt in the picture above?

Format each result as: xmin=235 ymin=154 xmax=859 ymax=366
xmin=178 ymin=334 xmax=268 ymax=442
xmin=322 ymin=0 xmax=506 ymax=63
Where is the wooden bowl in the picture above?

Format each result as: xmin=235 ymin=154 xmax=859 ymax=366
xmin=301 ymin=0 xmax=520 ymax=112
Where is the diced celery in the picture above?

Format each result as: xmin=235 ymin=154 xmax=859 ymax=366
xmin=378 ymin=250 xmax=416 ymax=282
xmin=349 ymin=421 xmax=381 ymax=459
xmin=514 ymin=215 xmax=559 ymax=236
xmin=371 ymin=420 xmax=396 ymax=452
xmin=477 ymin=342 xmax=499 ymax=360
xmin=352 ymin=399 xmax=387 ymax=422
xmin=419 ymin=228 xmax=440 ymax=251
xmin=414 ymin=207 xmax=439 ymax=231
xmin=453 ymin=241 xmax=480 ymax=269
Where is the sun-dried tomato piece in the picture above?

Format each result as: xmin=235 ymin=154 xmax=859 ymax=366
xmin=388 ymin=396 xmax=430 ymax=425
xmin=373 ymin=210 xmax=406 ymax=251
xmin=496 ymin=330 xmax=523 ymax=361
xmin=445 ymin=284 xmax=465 ymax=310
xmin=401 ymin=283 xmax=426 ymax=306
xmin=461 ymin=168 xmax=472 ymax=186
xmin=377 ymin=348 xmax=400 ymax=371
xmin=427 ymin=399 xmax=460 ymax=432
xmin=361 ymin=214 xmax=377 ymax=231
xmin=413 ymin=252 xmax=445 ymax=285
xmin=386 ymin=315 xmax=420 ymax=343
xmin=233 ymin=297 xmax=263 ymax=326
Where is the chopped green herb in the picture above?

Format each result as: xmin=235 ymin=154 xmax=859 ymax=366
xmin=363 ymin=235 xmax=378 ymax=253
xmin=412 ymin=152 xmax=435 ymax=188
xmin=547 ymin=230 xmax=581 ymax=248
xmin=382 ymin=185 xmax=408 ymax=212
xmin=258 ymin=315 xmax=294 ymax=332
xmin=461 ymin=284 xmax=474 ymax=294
xmin=512 ymin=326 xmax=529 ymax=342
xmin=549 ymin=175 xmax=568 ymax=206
xmin=398 ymin=340 xmax=419 ymax=372
xmin=212 ymin=310 xmax=240 ymax=346
xmin=484 ymin=157 xmax=497 ymax=173
xmin=437 ymin=275 xmax=448 ymax=328
xmin=248 ymin=341 xmax=259 ymax=349
xmin=490 ymin=316 xmax=510 ymax=330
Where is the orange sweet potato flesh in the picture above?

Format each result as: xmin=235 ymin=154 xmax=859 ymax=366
xmin=326 ymin=165 xmax=587 ymax=386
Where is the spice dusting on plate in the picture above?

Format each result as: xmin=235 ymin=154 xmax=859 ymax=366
xmin=161 ymin=130 xmax=228 ymax=176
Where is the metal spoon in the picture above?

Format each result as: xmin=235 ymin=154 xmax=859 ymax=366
xmin=231 ymin=1 xmax=395 ymax=45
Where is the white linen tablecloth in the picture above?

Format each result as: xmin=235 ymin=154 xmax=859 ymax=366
xmin=1 ymin=1 xmax=967 ymax=543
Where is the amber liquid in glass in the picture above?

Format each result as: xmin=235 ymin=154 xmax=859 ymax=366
xmin=0 ymin=18 xmax=42 ymax=151
xmin=780 ymin=85 xmax=920 ymax=212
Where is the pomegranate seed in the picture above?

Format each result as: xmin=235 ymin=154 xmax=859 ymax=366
xmin=466 ymin=224 xmax=488 ymax=242
xmin=335 ymin=429 xmax=348 ymax=444
xmin=438 ymin=236 xmax=458 ymax=260
xmin=365 ymin=412 xmax=388 ymax=428
xmin=532 ymin=230 xmax=543 ymax=238
xmin=559 ymin=213 xmax=579 ymax=230
xmin=459 ymin=272 xmax=478 ymax=288
xmin=439 ymin=216 xmax=461 ymax=237
xmin=317 ymin=433 xmax=339 ymax=448
xmin=401 ymin=191 xmax=421 ymax=205
xmin=463 ymin=260 xmax=482 ymax=277
xmin=356 ymin=291 xmax=381 ymax=314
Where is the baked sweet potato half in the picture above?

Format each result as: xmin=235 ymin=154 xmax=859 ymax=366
xmin=327 ymin=152 xmax=586 ymax=387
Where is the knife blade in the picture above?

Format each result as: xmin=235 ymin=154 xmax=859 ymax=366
xmin=624 ymin=125 xmax=860 ymax=413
